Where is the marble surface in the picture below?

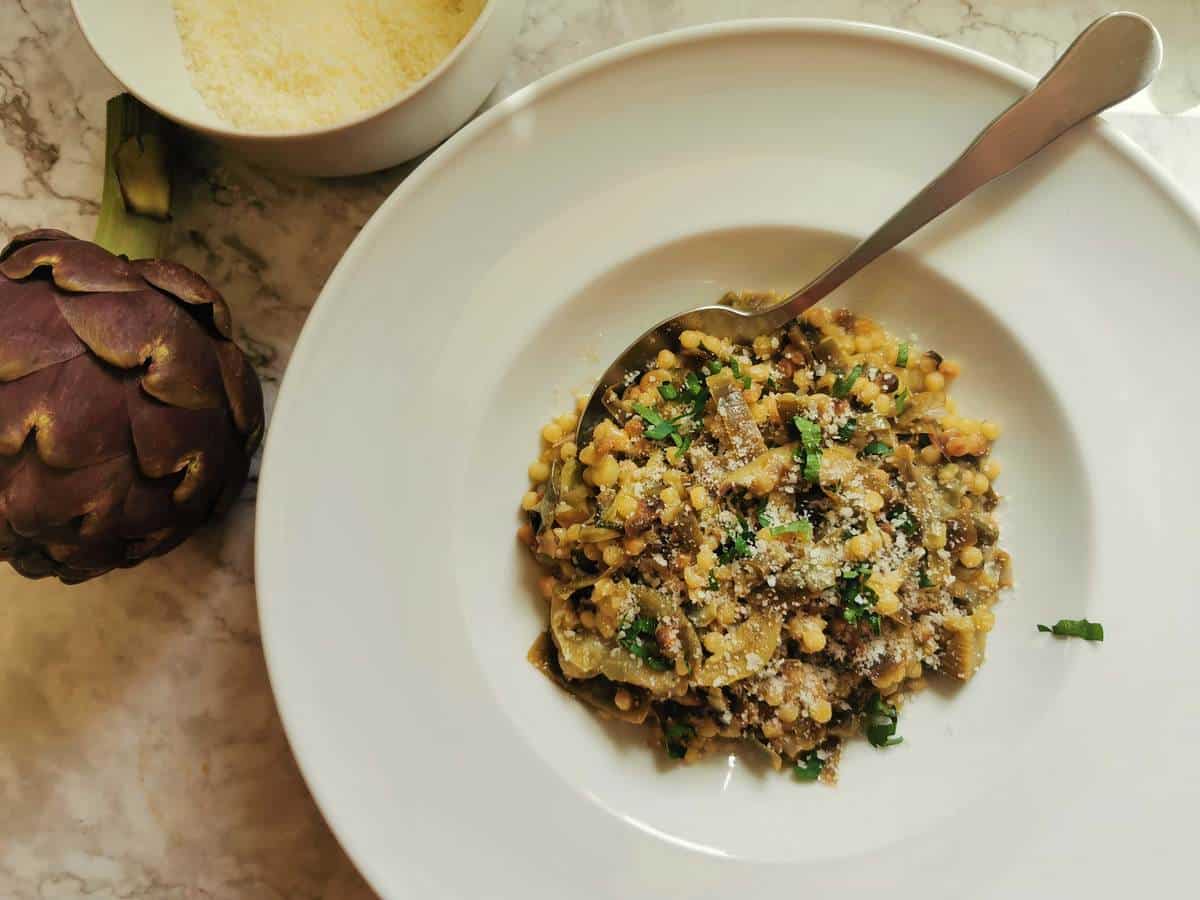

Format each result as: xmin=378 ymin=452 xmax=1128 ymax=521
xmin=1 ymin=1 xmax=1198 ymax=897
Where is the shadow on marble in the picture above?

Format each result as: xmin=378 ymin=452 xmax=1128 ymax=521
xmin=0 ymin=503 xmax=377 ymax=898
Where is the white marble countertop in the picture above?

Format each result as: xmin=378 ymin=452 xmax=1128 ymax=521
xmin=2 ymin=1 xmax=1198 ymax=897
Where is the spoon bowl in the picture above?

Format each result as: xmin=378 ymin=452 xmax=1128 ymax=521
xmin=575 ymin=10 xmax=1161 ymax=444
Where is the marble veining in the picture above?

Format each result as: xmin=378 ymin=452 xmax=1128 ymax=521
xmin=2 ymin=1 xmax=1199 ymax=897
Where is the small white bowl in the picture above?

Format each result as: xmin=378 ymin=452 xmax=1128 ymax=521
xmin=70 ymin=0 xmax=524 ymax=176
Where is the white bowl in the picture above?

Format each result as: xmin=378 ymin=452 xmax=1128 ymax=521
xmin=70 ymin=0 xmax=524 ymax=176
xmin=256 ymin=19 xmax=1200 ymax=900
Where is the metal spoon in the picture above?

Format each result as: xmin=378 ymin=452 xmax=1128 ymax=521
xmin=576 ymin=11 xmax=1161 ymax=443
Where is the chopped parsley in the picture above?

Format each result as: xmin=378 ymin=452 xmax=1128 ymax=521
xmin=838 ymin=564 xmax=881 ymax=634
xmin=836 ymin=418 xmax=857 ymax=442
xmin=889 ymin=506 xmax=918 ymax=535
xmin=664 ymin=721 xmax=696 ymax=759
xmin=894 ymin=388 xmax=909 ymax=415
xmin=707 ymin=571 xmax=719 ymax=590
xmin=658 ymin=383 xmax=679 ymax=401
xmin=632 ymin=403 xmax=677 ymax=441
xmin=757 ymin=501 xmax=773 ymax=528
xmin=862 ymin=440 xmax=893 ymax=457
xmin=864 ymin=693 xmax=903 ymax=747
xmin=618 ymin=615 xmax=671 ymax=670
xmin=1037 ymin=619 xmax=1104 ymax=641
xmin=792 ymin=416 xmax=823 ymax=483
xmin=832 ymin=364 xmax=863 ymax=398
xmin=793 ymin=750 xmax=824 ymax=781
xmin=728 ymin=358 xmax=752 ymax=389
xmin=681 ymin=371 xmax=709 ymax=418
xmin=918 ymin=567 xmax=935 ymax=588
xmin=771 ymin=519 xmax=813 ymax=539
xmin=717 ymin=516 xmax=756 ymax=563
xmin=896 ymin=342 xmax=909 ymax=368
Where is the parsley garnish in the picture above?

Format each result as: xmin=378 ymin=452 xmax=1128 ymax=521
xmin=896 ymin=342 xmax=909 ymax=368
xmin=918 ymin=568 xmax=935 ymax=588
xmin=771 ymin=519 xmax=813 ymax=539
xmin=894 ymin=388 xmax=909 ymax=415
xmin=707 ymin=571 xmax=719 ymax=590
xmin=889 ymin=506 xmax=918 ymax=535
xmin=619 ymin=615 xmax=671 ymax=670
xmin=632 ymin=403 xmax=678 ymax=441
xmin=837 ymin=418 xmax=857 ymax=442
xmin=838 ymin=564 xmax=881 ymax=634
xmin=658 ymin=383 xmax=679 ymax=401
xmin=766 ymin=376 xmax=780 ymax=393
xmin=1037 ymin=619 xmax=1104 ymax=641
xmin=664 ymin=721 xmax=696 ymax=759
xmin=717 ymin=516 xmax=756 ymax=563
xmin=832 ymin=364 xmax=863 ymax=398
xmin=862 ymin=440 xmax=893 ymax=457
xmin=757 ymin=501 xmax=773 ymax=529
xmin=793 ymin=750 xmax=824 ymax=781
xmin=681 ymin=371 xmax=709 ymax=418
xmin=728 ymin=358 xmax=752 ymax=389
xmin=792 ymin=416 xmax=823 ymax=483
xmin=864 ymin=693 xmax=903 ymax=747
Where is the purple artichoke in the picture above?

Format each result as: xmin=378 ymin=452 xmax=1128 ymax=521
xmin=0 ymin=229 xmax=263 ymax=583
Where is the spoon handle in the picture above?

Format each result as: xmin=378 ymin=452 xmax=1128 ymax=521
xmin=771 ymin=11 xmax=1161 ymax=321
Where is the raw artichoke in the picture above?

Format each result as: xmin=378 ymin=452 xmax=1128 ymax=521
xmin=0 ymin=96 xmax=263 ymax=583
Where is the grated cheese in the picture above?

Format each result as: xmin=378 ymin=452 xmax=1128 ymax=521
xmin=172 ymin=0 xmax=486 ymax=131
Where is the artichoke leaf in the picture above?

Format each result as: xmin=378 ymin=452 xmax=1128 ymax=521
xmin=527 ymin=632 xmax=651 ymax=724
xmin=549 ymin=583 xmax=684 ymax=695
xmin=708 ymin=368 xmax=766 ymax=465
xmin=721 ymin=443 xmax=796 ymax=497
xmin=697 ymin=610 xmax=783 ymax=687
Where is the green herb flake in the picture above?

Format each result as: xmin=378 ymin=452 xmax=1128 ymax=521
xmin=832 ymin=364 xmax=863 ymax=398
xmin=803 ymin=447 xmax=822 ymax=483
xmin=632 ymin=403 xmax=677 ymax=441
xmin=862 ymin=440 xmax=893 ymax=457
xmin=837 ymin=418 xmax=857 ymax=442
xmin=896 ymin=342 xmax=910 ymax=368
xmin=707 ymin=571 xmax=719 ymax=591
xmin=664 ymin=721 xmax=696 ymax=759
xmin=894 ymin=388 xmax=909 ymax=415
xmin=771 ymin=519 xmax=813 ymax=539
xmin=889 ymin=507 xmax=918 ymax=535
xmin=793 ymin=416 xmax=822 ymax=452
xmin=728 ymin=358 xmax=752 ymax=389
xmin=757 ymin=501 xmax=774 ymax=529
xmin=793 ymin=750 xmax=824 ymax=782
xmin=865 ymin=693 xmax=903 ymax=747
xmin=619 ymin=615 xmax=671 ymax=670
xmin=839 ymin=565 xmax=880 ymax=632
xmin=918 ymin=568 xmax=935 ymax=589
xmin=717 ymin=516 xmax=756 ymax=564
xmin=1037 ymin=619 xmax=1104 ymax=642
xmin=658 ymin=383 xmax=679 ymax=401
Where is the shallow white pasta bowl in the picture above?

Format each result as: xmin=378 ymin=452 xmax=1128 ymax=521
xmin=70 ymin=0 xmax=524 ymax=176
xmin=256 ymin=20 xmax=1200 ymax=899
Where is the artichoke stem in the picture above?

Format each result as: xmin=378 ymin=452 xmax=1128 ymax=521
xmin=93 ymin=94 xmax=172 ymax=261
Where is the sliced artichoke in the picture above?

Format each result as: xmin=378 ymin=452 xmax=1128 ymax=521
xmin=697 ymin=610 xmax=783 ymax=687
xmin=527 ymin=632 xmax=651 ymax=724
xmin=708 ymin=368 xmax=766 ymax=465
xmin=721 ymin=443 xmax=796 ymax=496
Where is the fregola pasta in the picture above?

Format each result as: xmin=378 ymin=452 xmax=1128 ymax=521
xmin=519 ymin=296 xmax=1011 ymax=781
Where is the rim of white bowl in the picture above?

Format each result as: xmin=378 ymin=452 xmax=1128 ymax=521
xmin=69 ymin=0 xmax=504 ymax=141
xmin=255 ymin=18 xmax=1200 ymax=898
